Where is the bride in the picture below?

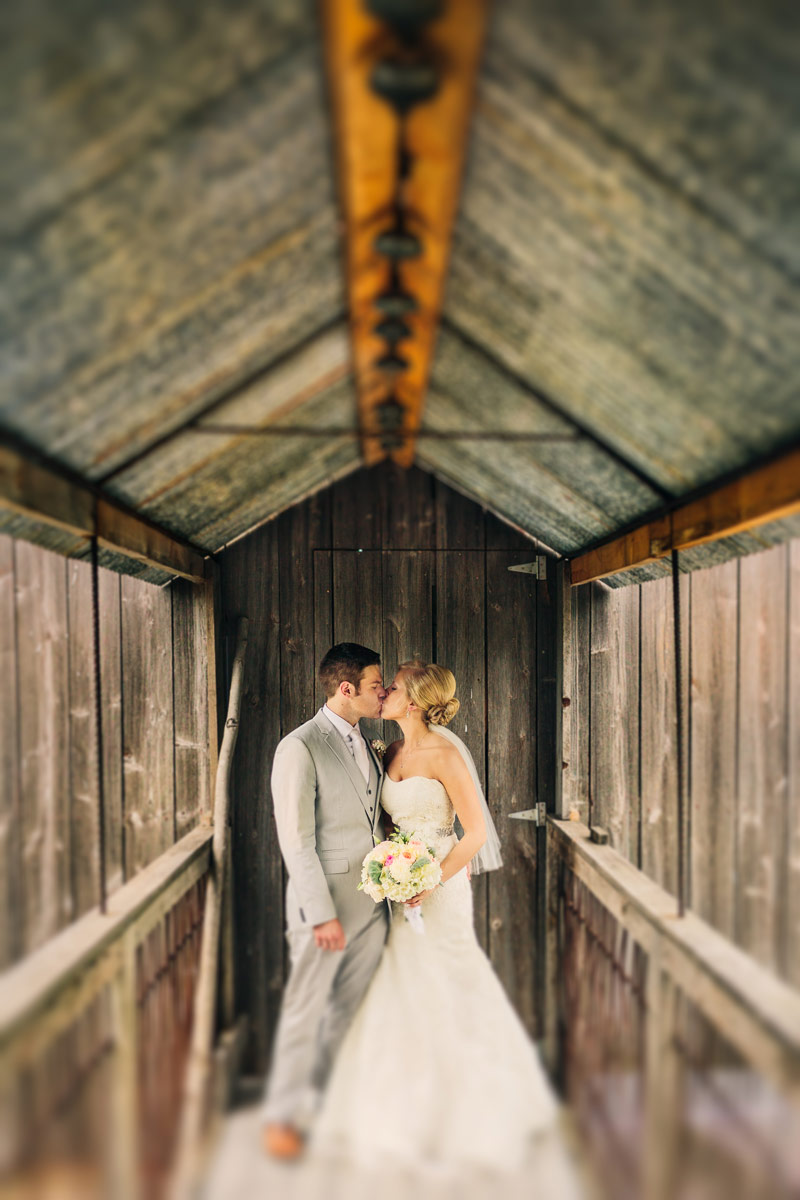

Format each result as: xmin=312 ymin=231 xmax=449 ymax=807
xmin=310 ymin=659 xmax=561 ymax=1177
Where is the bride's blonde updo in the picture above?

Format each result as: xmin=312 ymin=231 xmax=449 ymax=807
xmin=399 ymin=659 xmax=460 ymax=727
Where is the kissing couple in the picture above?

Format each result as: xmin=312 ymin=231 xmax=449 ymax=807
xmin=261 ymin=642 xmax=558 ymax=1178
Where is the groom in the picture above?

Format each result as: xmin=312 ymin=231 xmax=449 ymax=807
xmin=262 ymin=642 xmax=390 ymax=1159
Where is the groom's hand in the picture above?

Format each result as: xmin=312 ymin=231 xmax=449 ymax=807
xmin=313 ymin=918 xmax=346 ymax=951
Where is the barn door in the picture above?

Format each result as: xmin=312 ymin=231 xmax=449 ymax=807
xmin=313 ymin=548 xmax=545 ymax=1037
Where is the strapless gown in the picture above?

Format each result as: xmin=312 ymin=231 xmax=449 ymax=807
xmin=310 ymin=774 xmax=561 ymax=1176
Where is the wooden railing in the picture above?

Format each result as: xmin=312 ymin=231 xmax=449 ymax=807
xmin=546 ymin=819 xmax=800 ymax=1200
xmin=0 ymin=826 xmax=212 ymax=1200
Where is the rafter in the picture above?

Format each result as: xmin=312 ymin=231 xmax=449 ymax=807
xmin=0 ymin=440 xmax=207 ymax=583
xmin=569 ymin=445 xmax=800 ymax=585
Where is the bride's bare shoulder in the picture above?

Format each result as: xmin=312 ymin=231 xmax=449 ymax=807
xmin=427 ymin=738 xmax=461 ymax=768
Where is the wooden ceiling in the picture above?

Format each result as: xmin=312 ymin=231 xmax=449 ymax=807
xmin=1 ymin=0 xmax=798 ymax=580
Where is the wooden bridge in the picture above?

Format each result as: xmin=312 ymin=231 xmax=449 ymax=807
xmin=1 ymin=1 xmax=799 ymax=1197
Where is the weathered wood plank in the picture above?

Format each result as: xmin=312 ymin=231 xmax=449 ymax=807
xmin=689 ymin=561 xmax=738 ymax=939
xmin=486 ymin=508 xmax=539 ymax=551
xmin=332 ymin=550 xmax=384 ymax=746
xmin=421 ymin=360 xmax=653 ymax=556
xmin=486 ymin=550 xmax=539 ymax=1037
xmin=331 ymin=469 xmax=383 ymax=550
xmin=534 ymin=554 xmax=558 ymax=1026
xmin=112 ymin=323 xmax=356 ymax=553
xmin=436 ymin=551 xmax=488 ymax=951
xmin=589 ymin=583 xmax=640 ymax=859
xmin=0 ymin=536 xmax=21 ymax=967
xmin=644 ymin=963 xmax=682 ymax=1200
xmin=380 ymin=466 xmax=436 ymax=550
xmin=278 ymin=497 xmax=329 ymax=734
xmin=736 ymin=545 xmax=789 ymax=971
xmin=221 ymin=523 xmax=282 ymax=1072
xmin=445 ymin=28 xmax=800 ymax=502
xmin=15 ymin=542 xmax=72 ymax=954
xmin=313 ymin=549 xmax=334 ymax=712
xmin=171 ymin=579 xmax=210 ymax=838
xmin=788 ymin=542 xmax=800 ymax=988
xmin=66 ymin=560 xmax=101 ymax=919
xmin=568 ymin=583 xmax=592 ymax=823
xmin=554 ymin=562 xmax=572 ymax=821
xmin=203 ymin=563 xmax=220 ymax=819
xmin=0 ymin=1 xmax=317 ymax=240
xmin=98 ymin=571 xmax=124 ymax=894
xmin=491 ymin=0 xmax=800 ymax=276
xmin=639 ymin=575 xmax=689 ymax=897
xmin=570 ymin=446 xmax=800 ymax=585
xmin=434 ymin=475 xmax=486 ymax=552
xmin=120 ymin=577 xmax=175 ymax=875
xmin=381 ymin=551 xmax=434 ymax=746
xmin=1 ymin=43 xmax=345 ymax=482
xmin=535 ymin=555 xmax=558 ymax=815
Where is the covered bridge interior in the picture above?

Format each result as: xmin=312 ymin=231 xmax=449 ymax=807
xmin=1 ymin=1 xmax=799 ymax=1197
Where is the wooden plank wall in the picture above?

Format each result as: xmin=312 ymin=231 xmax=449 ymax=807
xmin=567 ymin=542 xmax=800 ymax=988
xmin=219 ymin=465 xmax=552 ymax=1073
xmin=0 ymin=536 xmax=211 ymax=970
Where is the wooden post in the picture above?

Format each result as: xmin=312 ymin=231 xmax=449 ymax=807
xmin=169 ymin=617 xmax=249 ymax=1199
xmin=644 ymin=953 xmax=684 ymax=1200
xmin=543 ymin=820 xmax=564 ymax=1083
xmin=218 ymin=837 xmax=236 ymax=1032
xmin=203 ymin=561 xmax=235 ymax=1030
xmin=108 ymin=932 xmax=140 ymax=1200
xmin=554 ymin=561 xmax=573 ymax=820
xmin=203 ymin=562 xmax=220 ymax=819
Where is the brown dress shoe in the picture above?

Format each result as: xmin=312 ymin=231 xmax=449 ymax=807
xmin=262 ymin=1122 xmax=305 ymax=1161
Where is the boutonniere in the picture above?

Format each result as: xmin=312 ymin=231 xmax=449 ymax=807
xmin=371 ymin=738 xmax=387 ymax=759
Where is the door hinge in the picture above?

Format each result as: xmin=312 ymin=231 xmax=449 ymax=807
xmin=508 ymin=556 xmax=547 ymax=579
xmin=508 ymin=802 xmax=547 ymax=826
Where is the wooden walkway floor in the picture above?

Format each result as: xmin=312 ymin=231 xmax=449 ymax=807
xmin=200 ymin=1083 xmax=590 ymax=1200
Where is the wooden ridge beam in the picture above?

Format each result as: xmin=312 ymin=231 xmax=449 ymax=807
xmin=569 ymin=445 xmax=800 ymax=586
xmin=323 ymin=0 xmax=487 ymax=467
xmin=0 ymin=443 xmax=207 ymax=583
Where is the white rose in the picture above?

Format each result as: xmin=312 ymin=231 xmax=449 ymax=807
xmin=388 ymin=856 xmax=413 ymax=883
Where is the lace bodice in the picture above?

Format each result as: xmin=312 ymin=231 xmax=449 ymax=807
xmin=381 ymin=775 xmax=456 ymax=857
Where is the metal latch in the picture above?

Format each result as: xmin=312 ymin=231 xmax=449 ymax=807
xmin=509 ymin=802 xmax=547 ymax=826
xmin=508 ymin=557 xmax=547 ymax=579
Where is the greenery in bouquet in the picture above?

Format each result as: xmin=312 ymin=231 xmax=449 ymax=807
xmin=358 ymin=830 xmax=442 ymax=903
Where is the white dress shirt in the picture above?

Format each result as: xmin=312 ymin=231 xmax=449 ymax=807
xmin=323 ymin=704 xmax=370 ymax=783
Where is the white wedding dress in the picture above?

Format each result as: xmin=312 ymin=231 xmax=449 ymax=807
xmin=310 ymin=774 xmax=562 ymax=1178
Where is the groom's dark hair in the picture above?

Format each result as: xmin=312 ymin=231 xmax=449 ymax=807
xmin=319 ymin=642 xmax=381 ymax=698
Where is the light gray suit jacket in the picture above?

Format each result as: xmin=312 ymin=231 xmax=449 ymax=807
xmin=271 ymin=709 xmax=387 ymax=934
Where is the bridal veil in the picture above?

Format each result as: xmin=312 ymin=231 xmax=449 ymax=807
xmin=427 ymin=724 xmax=503 ymax=874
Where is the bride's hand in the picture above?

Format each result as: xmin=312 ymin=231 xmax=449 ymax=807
xmin=406 ymin=886 xmax=438 ymax=908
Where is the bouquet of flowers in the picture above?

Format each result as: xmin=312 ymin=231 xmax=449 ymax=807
xmin=359 ymin=831 xmax=441 ymax=931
